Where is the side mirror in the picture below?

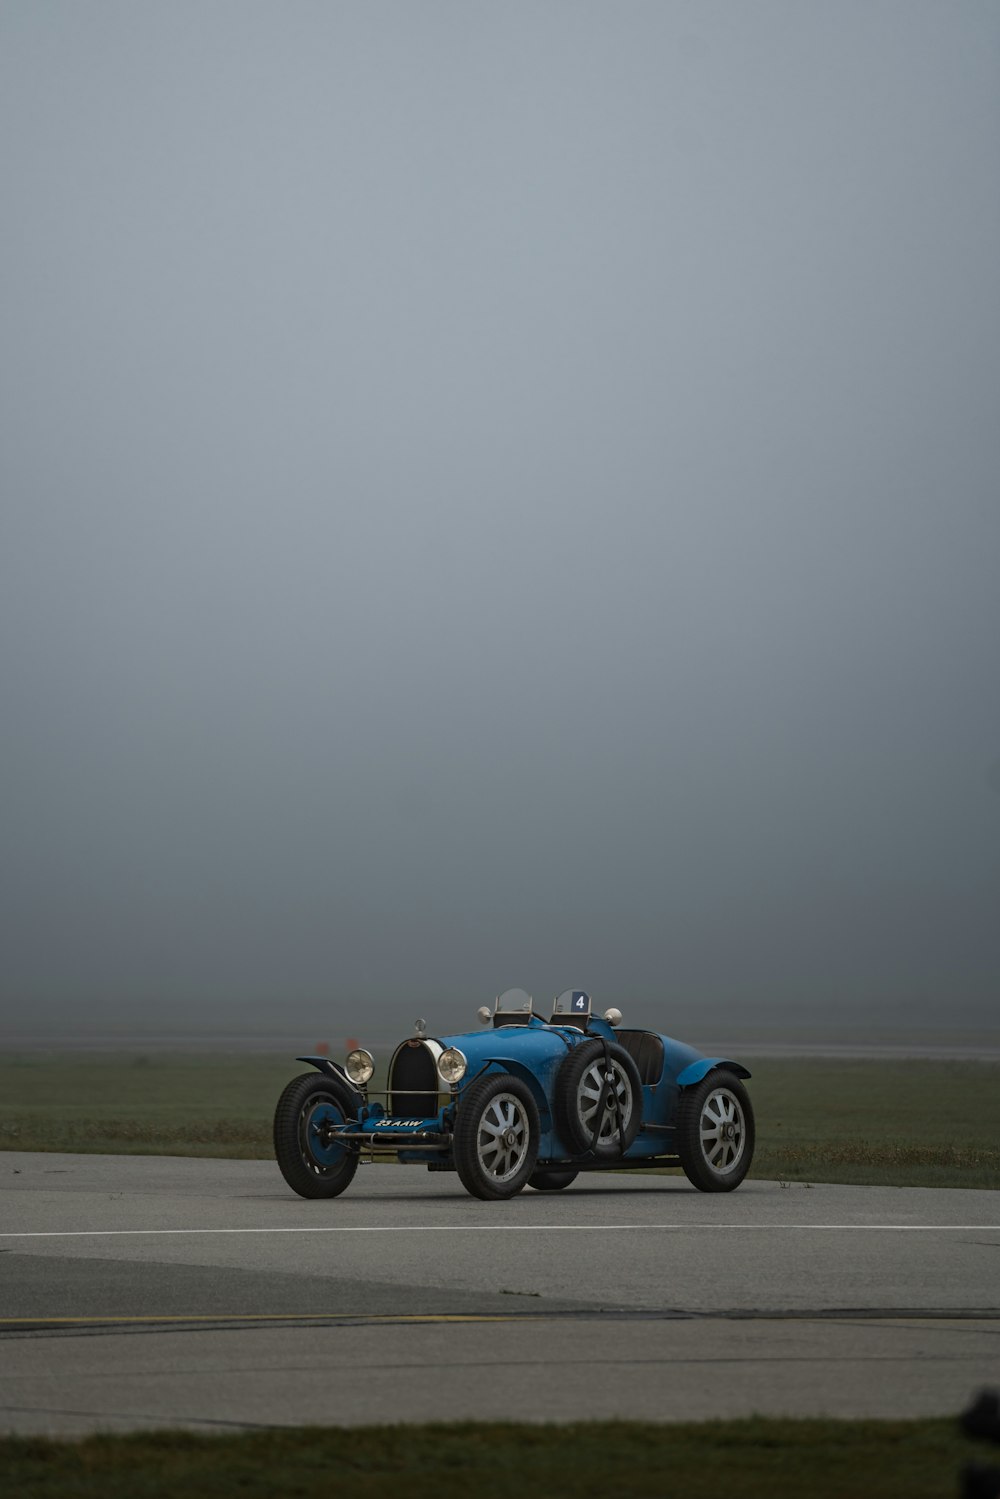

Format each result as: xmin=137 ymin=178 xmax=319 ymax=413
xmin=477 ymin=1006 xmax=492 ymax=1025
xmin=603 ymin=1007 xmax=622 ymax=1027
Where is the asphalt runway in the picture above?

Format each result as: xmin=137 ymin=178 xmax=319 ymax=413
xmin=2 ymin=1151 xmax=998 ymax=1435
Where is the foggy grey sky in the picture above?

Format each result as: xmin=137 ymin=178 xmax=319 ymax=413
xmin=1 ymin=1 xmax=998 ymax=1038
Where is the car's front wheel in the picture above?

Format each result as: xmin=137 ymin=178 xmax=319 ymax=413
xmin=273 ymin=1072 xmax=361 ymax=1199
xmin=453 ymin=1073 xmax=540 ymax=1201
xmin=676 ymin=1070 xmax=755 ymax=1192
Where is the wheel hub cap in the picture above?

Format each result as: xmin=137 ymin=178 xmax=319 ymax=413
xmin=699 ymin=1087 xmax=746 ymax=1174
xmin=476 ymin=1094 xmax=530 ymax=1183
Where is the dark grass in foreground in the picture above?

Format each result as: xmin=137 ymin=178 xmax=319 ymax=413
xmin=0 ymin=1418 xmax=981 ymax=1499
xmin=1 ymin=1053 xmax=998 ymax=1188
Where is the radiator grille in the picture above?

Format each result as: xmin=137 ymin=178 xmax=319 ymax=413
xmin=388 ymin=1042 xmax=440 ymax=1117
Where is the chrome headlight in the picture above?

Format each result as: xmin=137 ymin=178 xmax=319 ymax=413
xmin=344 ymin=1048 xmax=375 ymax=1086
xmin=437 ymin=1047 xmax=468 ymax=1085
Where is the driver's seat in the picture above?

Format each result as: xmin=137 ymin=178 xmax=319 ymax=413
xmin=616 ymin=1031 xmax=664 ymax=1085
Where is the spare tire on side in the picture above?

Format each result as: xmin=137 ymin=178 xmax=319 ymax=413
xmin=554 ymin=1039 xmax=642 ymax=1160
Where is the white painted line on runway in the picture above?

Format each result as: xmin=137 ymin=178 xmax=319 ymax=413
xmin=2 ymin=1223 xmax=998 ymax=1240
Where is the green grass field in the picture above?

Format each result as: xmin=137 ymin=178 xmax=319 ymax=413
xmin=0 ymin=1417 xmax=986 ymax=1499
xmin=737 ymin=1056 xmax=1000 ymax=1189
xmin=1 ymin=1051 xmax=998 ymax=1188
xmin=0 ymin=1052 xmax=301 ymax=1159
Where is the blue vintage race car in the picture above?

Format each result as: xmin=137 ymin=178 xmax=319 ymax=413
xmin=273 ymin=989 xmax=755 ymax=1201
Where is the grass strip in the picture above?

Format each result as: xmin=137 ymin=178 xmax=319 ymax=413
xmin=1 ymin=1053 xmax=998 ymax=1188
xmin=0 ymin=1417 xmax=983 ymax=1499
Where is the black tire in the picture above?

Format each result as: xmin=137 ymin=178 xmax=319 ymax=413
xmin=273 ymin=1072 xmax=361 ymax=1200
xmin=453 ymin=1073 xmax=540 ymax=1201
xmin=676 ymin=1069 xmax=755 ymax=1192
xmin=554 ymin=1039 xmax=642 ymax=1159
xmin=528 ymin=1168 xmax=579 ymax=1192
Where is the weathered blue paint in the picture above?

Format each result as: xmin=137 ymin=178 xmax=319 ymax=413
xmin=675 ymin=1057 xmax=753 ymax=1088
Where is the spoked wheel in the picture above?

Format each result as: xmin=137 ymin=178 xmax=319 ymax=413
xmin=273 ymin=1072 xmax=361 ymax=1199
xmin=555 ymin=1040 xmax=642 ymax=1159
xmin=677 ymin=1069 xmax=755 ymax=1192
xmin=453 ymin=1073 xmax=540 ymax=1200
xmin=528 ymin=1168 xmax=578 ymax=1192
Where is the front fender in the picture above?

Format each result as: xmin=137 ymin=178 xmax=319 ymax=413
xmin=295 ymin=1055 xmax=359 ymax=1090
xmin=490 ymin=1058 xmax=551 ymax=1123
xmin=458 ymin=1057 xmax=552 ymax=1129
xmin=676 ymin=1057 xmax=752 ymax=1088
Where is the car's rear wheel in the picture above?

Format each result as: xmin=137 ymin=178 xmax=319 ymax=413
xmin=554 ymin=1040 xmax=642 ymax=1159
xmin=676 ymin=1069 xmax=754 ymax=1192
xmin=273 ymin=1072 xmax=361 ymax=1199
xmin=528 ymin=1168 xmax=578 ymax=1192
xmin=453 ymin=1073 xmax=540 ymax=1201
